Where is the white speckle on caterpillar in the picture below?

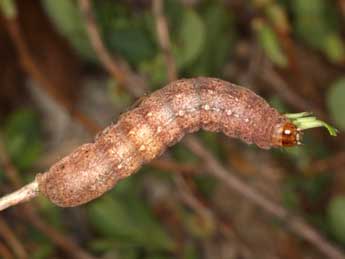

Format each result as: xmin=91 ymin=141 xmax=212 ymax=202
xmin=284 ymin=129 xmax=291 ymax=134
xmin=203 ymin=104 xmax=210 ymax=110
xmin=146 ymin=112 xmax=153 ymax=117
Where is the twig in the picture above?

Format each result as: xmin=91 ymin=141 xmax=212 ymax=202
xmin=0 ymin=136 xmax=39 ymax=210
xmin=21 ymin=204 xmax=96 ymax=259
xmin=261 ymin=62 xmax=326 ymax=117
xmin=338 ymin=0 xmax=345 ymax=19
xmin=174 ymin=172 xmax=214 ymax=220
xmin=0 ymin=181 xmax=38 ymax=212
xmin=0 ymin=242 xmax=13 ymax=259
xmin=4 ymin=18 xmax=101 ymax=135
xmin=151 ymin=159 xmax=200 ymax=175
xmin=78 ymin=0 xmax=147 ymax=98
xmin=238 ymin=42 xmax=265 ymax=86
xmin=152 ymin=0 xmax=178 ymax=81
xmin=0 ymin=217 xmax=28 ymax=259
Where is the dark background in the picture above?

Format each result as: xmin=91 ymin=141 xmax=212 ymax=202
xmin=0 ymin=0 xmax=345 ymax=258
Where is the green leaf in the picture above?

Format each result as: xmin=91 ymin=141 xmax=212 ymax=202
xmin=265 ymin=4 xmax=289 ymax=33
xmin=282 ymin=181 xmax=300 ymax=210
xmin=175 ymin=9 xmax=205 ymax=69
xmin=183 ymin=243 xmax=199 ymax=259
xmin=173 ymin=143 xmax=199 ymax=163
xmin=27 ymin=225 xmax=55 ymax=259
xmin=327 ymin=78 xmax=345 ymax=130
xmin=107 ymin=27 xmax=156 ymax=65
xmin=87 ymin=195 xmax=175 ymax=252
xmin=41 ymin=0 xmax=96 ymax=61
xmin=89 ymin=239 xmax=139 ymax=258
xmin=191 ymin=4 xmax=235 ymax=76
xmin=36 ymin=196 xmax=63 ymax=229
xmin=94 ymin=1 xmax=156 ymax=65
xmin=31 ymin=243 xmax=54 ymax=259
xmin=193 ymin=174 xmax=217 ymax=198
xmin=0 ymin=168 xmax=4 ymax=184
xmin=292 ymin=0 xmax=344 ymax=63
xmin=283 ymin=174 xmax=331 ymax=211
xmin=328 ymin=196 xmax=345 ymax=244
xmin=183 ymin=211 xmax=215 ymax=238
xmin=107 ymin=79 xmax=132 ymax=108
xmin=3 ymin=109 xmax=42 ymax=170
xmin=253 ymin=19 xmax=288 ymax=67
xmin=292 ymin=0 xmax=328 ymax=50
xmin=324 ymin=33 xmax=345 ymax=63
xmin=139 ymin=54 xmax=168 ymax=87
xmin=0 ymin=0 xmax=16 ymax=18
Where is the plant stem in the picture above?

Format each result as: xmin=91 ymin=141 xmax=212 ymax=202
xmin=0 ymin=181 xmax=38 ymax=211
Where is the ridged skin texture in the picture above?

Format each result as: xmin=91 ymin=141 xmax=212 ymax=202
xmin=37 ymin=77 xmax=289 ymax=207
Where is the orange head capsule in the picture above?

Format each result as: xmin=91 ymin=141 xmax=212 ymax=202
xmin=272 ymin=122 xmax=301 ymax=147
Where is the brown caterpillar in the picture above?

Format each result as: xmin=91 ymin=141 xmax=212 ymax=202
xmin=36 ymin=77 xmax=300 ymax=207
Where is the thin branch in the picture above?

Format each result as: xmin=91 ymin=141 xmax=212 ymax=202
xmin=150 ymin=159 xmax=200 ymax=175
xmin=0 ymin=242 xmax=14 ymax=259
xmin=21 ymin=204 xmax=96 ymax=259
xmin=0 ymin=181 xmax=38 ymax=212
xmin=0 ymin=217 xmax=28 ymax=259
xmin=338 ymin=0 xmax=345 ymax=19
xmin=174 ymin=174 xmax=215 ymax=222
xmin=0 ymin=135 xmax=39 ymax=208
xmin=4 ymin=18 xmax=101 ymax=135
xmin=78 ymin=0 xmax=147 ymax=97
xmin=152 ymin=0 xmax=178 ymax=81
xmin=261 ymin=62 xmax=326 ymax=118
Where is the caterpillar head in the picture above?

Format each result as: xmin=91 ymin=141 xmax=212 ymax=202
xmin=272 ymin=122 xmax=302 ymax=147
xmin=274 ymin=112 xmax=338 ymax=148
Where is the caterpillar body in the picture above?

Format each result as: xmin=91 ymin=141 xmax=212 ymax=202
xmin=36 ymin=77 xmax=299 ymax=207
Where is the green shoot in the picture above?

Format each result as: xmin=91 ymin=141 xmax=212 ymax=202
xmin=284 ymin=112 xmax=338 ymax=136
xmin=284 ymin=112 xmax=313 ymax=120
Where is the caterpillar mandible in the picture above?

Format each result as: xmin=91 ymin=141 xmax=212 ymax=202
xmin=36 ymin=77 xmax=301 ymax=207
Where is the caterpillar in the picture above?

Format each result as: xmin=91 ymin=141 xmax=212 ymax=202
xmin=35 ymin=77 xmax=301 ymax=207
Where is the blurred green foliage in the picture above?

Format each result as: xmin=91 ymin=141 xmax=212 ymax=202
xmin=328 ymin=196 xmax=345 ymax=244
xmin=253 ymin=19 xmax=288 ymax=67
xmin=42 ymin=0 xmax=96 ymax=61
xmin=0 ymin=0 xmax=16 ymax=18
xmin=2 ymin=109 xmax=42 ymax=171
xmin=42 ymin=0 xmax=235 ymax=86
xmin=327 ymin=78 xmax=345 ymax=130
xmin=292 ymin=0 xmax=345 ymax=63
xmin=87 ymin=180 xmax=175 ymax=254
